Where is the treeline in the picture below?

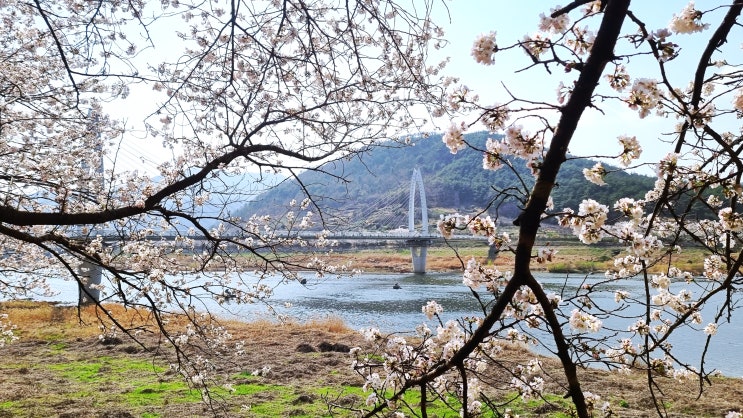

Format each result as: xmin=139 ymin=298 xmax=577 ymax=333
xmin=237 ymin=131 xmax=655 ymax=229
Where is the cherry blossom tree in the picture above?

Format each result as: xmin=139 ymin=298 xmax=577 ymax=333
xmin=353 ymin=1 xmax=743 ymax=417
xmin=0 ymin=0 xmax=447 ymax=390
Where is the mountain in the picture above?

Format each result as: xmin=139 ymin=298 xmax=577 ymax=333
xmin=236 ymin=131 xmax=655 ymax=230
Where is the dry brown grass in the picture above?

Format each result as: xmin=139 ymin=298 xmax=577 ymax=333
xmin=1 ymin=301 xmax=741 ymax=417
xmin=0 ymin=300 xmax=203 ymax=341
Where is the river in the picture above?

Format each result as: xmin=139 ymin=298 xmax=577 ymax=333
xmin=29 ymin=271 xmax=743 ymax=377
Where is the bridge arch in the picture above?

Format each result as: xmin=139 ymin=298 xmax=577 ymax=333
xmin=407 ymin=168 xmax=431 ymax=273
xmin=408 ymin=168 xmax=428 ymax=234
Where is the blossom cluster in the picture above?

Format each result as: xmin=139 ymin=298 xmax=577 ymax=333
xmin=538 ymin=7 xmax=570 ymax=34
xmin=442 ymin=123 xmax=466 ymax=154
xmin=568 ymin=309 xmax=602 ymax=333
xmin=437 ymin=213 xmax=510 ymax=248
xmin=559 ymin=199 xmax=609 ymax=244
xmin=625 ymin=78 xmax=663 ymax=118
xmin=352 ymin=296 xmax=556 ymax=415
xmin=617 ymin=135 xmax=642 ymax=167
xmin=582 ymin=162 xmax=607 ymax=186
xmin=0 ymin=315 xmax=17 ymax=348
xmin=510 ymin=359 xmax=545 ymax=400
xmin=718 ymin=208 xmax=743 ymax=232
xmin=462 ymin=257 xmax=509 ymax=291
xmin=471 ymin=32 xmax=497 ymax=65
xmin=669 ymin=2 xmax=709 ymax=34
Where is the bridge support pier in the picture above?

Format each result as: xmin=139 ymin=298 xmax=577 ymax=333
xmin=407 ymin=238 xmax=432 ymax=274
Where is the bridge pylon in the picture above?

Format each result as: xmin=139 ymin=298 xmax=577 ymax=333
xmin=407 ymin=168 xmax=431 ymax=274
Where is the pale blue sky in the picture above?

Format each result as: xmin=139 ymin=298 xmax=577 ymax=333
xmin=432 ymin=1 xmax=739 ymax=174
xmin=103 ymin=1 xmax=739 ymax=176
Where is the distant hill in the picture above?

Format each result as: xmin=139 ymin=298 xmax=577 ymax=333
xmin=236 ymin=131 xmax=655 ymax=230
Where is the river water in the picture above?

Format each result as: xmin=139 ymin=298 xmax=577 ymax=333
xmin=31 ymin=271 xmax=743 ymax=377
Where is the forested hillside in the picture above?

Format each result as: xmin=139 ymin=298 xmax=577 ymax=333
xmin=238 ymin=131 xmax=654 ymax=229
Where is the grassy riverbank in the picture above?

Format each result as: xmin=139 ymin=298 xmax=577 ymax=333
xmin=0 ymin=301 xmax=741 ymax=417
xmin=321 ymin=242 xmax=711 ymax=275
xmin=0 ymin=243 xmax=728 ymax=417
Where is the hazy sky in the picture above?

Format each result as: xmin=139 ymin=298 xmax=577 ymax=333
xmin=104 ymin=1 xmax=738 ymax=176
xmin=434 ymin=1 xmax=738 ymax=174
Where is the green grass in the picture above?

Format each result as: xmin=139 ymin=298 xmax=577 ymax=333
xmin=125 ymin=381 xmax=203 ymax=406
xmin=10 ymin=353 xmax=655 ymax=418
xmin=0 ymin=400 xmax=17 ymax=409
xmin=48 ymin=356 xmax=165 ymax=383
xmin=50 ymin=342 xmax=67 ymax=352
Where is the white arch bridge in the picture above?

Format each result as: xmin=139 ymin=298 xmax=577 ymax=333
xmin=77 ymin=169 xmax=491 ymax=304
xmin=266 ymin=168 xmax=489 ymax=273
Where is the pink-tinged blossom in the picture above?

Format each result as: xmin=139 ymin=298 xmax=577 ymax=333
xmin=718 ymin=207 xmax=743 ymax=232
xmin=648 ymin=28 xmax=679 ymax=62
xmin=483 ymin=138 xmax=507 ymax=171
xmin=689 ymin=103 xmax=715 ymax=128
xmin=422 ymin=300 xmax=443 ymax=320
xmin=437 ymin=215 xmax=456 ymax=239
xmin=481 ymin=105 xmax=510 ymax=131
xmin=556 ymin=81 xmax=572 ymax=104
xmin=442 ymin=123 xmax=466 ymax=154
xmin=566 ymin=26 xmax=595 ymax=55
xmin=614 ymin=198 xmax=645 ymax=222
xmin=447 ymin=85 xmax=478 ymax=111
xmin=536 ymin=247 xmax=557 ymax=264
xmin=608 ymin=254 xmax=643 ymax=279
xmin=703 ymin=255 xmax=725 ymax=281
xmin=560 ymin=199 xmax=609 ymax=244
xmin=471 ymin=32 xmax=497 ymax=65
xmin=651 ymin=273 xmax=671 ymax=290
xmin=606 ymin=65 xmax=630 ymax=92
xmin=733 ymin=89 xmax=743 ymax=112
xmin=521 ymin=33 xmax=550 ymax=58
xmin=437 ymin=213 xmax=468 ymax=239
xmin=669 ymin=2 xmax=709 ymax=34
xmin=629 ymin=233 xmax=663 ymax=259
xmin=703 ymin=323 xmax=718 ymax=336
xmin=538 ymin=7 xmax=569 ymax=34
xmin=707 ymin=195 xmax=723 ymax=208
xmin=614 ymin=290 xmax=630 ymax=303
xmin=625 ymin=78 xmax=662 ymax=118
xmin=617 ymin=135 xmax=642 ymax=167
xmin=629 ymin=319 xmax=650 ymax=335
xmin=569 ymin=309 xmax=602 ymax=333
xmin=582 ymin=1 xmax=602 ymax=15
xmin=462 ymin=257 xmax=505 ymax=291
xmin=583 ymin=162 xmax=607 ymax=186
xmin=505 ymin=125 xmax=543 ymax=159
xmin=468 ymin=215 xmax=496 ymax=237
xmin=657 ymin=152 xmax=680 ymax=176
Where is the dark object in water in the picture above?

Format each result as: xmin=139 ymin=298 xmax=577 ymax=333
xmin=300 ymin=278 xmax=307 ymax=285
xmin=392 ymin=283 xmax=401 ymax=289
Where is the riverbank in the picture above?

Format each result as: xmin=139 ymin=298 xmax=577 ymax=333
xmin=0 ymin=301 xmax=740 ymax=417
xmin=320 ymin=243 xmax=710 ymax=275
